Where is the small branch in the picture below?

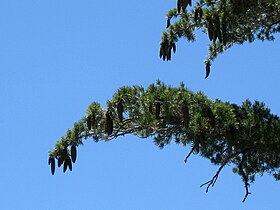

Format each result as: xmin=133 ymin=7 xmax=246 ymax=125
xmin=239 ymin=153 xmax=251 ymax=202
xmin=112 ymin=119 xmax=134 ymax=137
xmin=242 ymin=183 xmax=251 ymax=202
xmin=107 ymin=126 xmax=140 ymax=141
xmin=199 ymin=149 xmax=252 ymax=193
xmin=184 ymin=146 xmax=195 ymax=163
xmin=200 ymin=160 xmax=227 ymax=192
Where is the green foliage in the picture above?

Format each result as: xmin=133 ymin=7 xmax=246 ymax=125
xmin=48 ymin=81 xmax=280 ymax=201
xmin=160 ymin=0 xmax=280 ymax=77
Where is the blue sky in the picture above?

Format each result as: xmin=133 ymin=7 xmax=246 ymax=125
xmin=0 ymin=0 xmax=279 ymax=209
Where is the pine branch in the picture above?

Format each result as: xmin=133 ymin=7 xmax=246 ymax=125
xmin=48 ymin=81 xmax=280 ymax=202
xmin=161 ymin=0 xmax=280 ymax=77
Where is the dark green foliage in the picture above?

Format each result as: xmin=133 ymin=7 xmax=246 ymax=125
xmin=204 ymin=105 xmax=215 ymax=127
xmin=194 ymin=137 xmax=200 ymax=154
xmin=48 ymin=81 xmax=280 ymax=201
xmin=198 ymin=132 xmax=206 ymax=151
xmin=148 ymin=104 xmax=153 ymax=114
xmin=161 ymin=0 xmax=280 ymax=75
xmin=180 ymin=104 xmax=190 ymax=127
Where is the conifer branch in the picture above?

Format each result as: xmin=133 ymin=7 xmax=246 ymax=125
xmin=48 ymin=81 xmax=280 ymax=202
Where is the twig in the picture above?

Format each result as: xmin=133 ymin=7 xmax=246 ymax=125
xmin=239 ymin=153 xmax=251 ymax=202
xmin=242 ymin=182 xmax=251 ymax=202
xmin=184 ymin=146 xmax=195 ymax=163
xmin=199 ymin=149 xmax=251 ymax=193
xmin=200 ymin=150 xmax=252 ymax=201
xmin=112 ymin=118 xmax=134 ymax=137
xmin=200 ymin=160 xmax=227 ymax=192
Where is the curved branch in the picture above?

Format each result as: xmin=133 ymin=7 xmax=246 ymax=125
xmin=48 ymin=81 xmax=280 ymax=202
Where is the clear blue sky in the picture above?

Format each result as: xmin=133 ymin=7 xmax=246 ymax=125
xmin=0 ymin=1 xmax=279 ymax=209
